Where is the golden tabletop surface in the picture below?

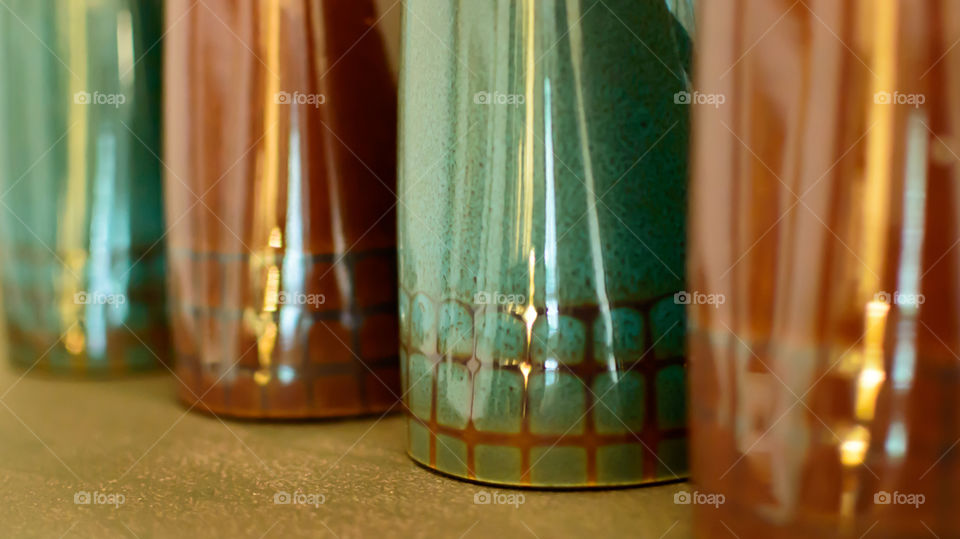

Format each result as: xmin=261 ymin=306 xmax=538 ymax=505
xmin=0 ymin=360 xmax=692 ymax=538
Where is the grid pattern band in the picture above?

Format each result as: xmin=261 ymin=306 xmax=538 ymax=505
xmin=170 ymin=247 xmax=400 ymax=418
xmin=1 ymin=243 xmax=167 ymax=375
xmin=400 ymin=288 xmax=688 ymax=487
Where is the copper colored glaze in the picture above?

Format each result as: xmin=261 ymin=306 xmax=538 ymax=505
xmin=691 ymin=1 xmax=960 ymax=537
xmin=163 ymin=0 xmax=400 ymax=418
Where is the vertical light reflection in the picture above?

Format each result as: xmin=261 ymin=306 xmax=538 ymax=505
xmin=263 ymin=263 xmax=281 ymax=313
xmin=849 ymin=0 xmax=898 ymax=425
xmin=859 ymin=0 xmax=898 ymax=300
xmin=841 ymin=0 xmax=898 ymax=522
xmin=109 ymin=5 xmax=134 ymax=299
xmin=890 ymin=111 xmax=927 ymax=387
xmin=258 ymin=0 xmax=282 ymax=231
xmin=116 ymin=9 xmax=135 ymax=91
xmin=85 ymin=132 xmax=120 ymax=359
xmin=257 ymin=243 xmax=281 ymax=386
xmin=840 ymin=425 xmax=871 ymax=467
xmin=61 ymin=0 xmax=90 ymax=358
xmin=252 ymin=0 xmax=283 ymax=386
xmin=523 ymin=250 xmax=539 ymax=383
xmin=884 ymin=110 xmax=928 ymax=461
xmin=565 ymin=0 xmax=616 ymax=373
xmin=283 ymin=110 xmax=305 ymax=256
xmin=855 ymin=300 xmax=889 ymax=421
xmin=543 ymin=77 xmax=560 ymax=379
xmin=518 ymin=0 xmax=536 ymax=260
xmin=280 ymin=107 xmax=305 ymax=358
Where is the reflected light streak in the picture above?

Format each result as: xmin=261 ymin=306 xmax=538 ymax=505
xmin=60 ymin=0 xmax=90 ymax=359
xmin=116 ymin=9 xmax=135 ymax=90
xmin=855 ymin=300 xmax=889 ymax=421
xmin=543 ymin=77 xmax=560 ymax=368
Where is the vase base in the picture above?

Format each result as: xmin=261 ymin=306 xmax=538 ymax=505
xmin=406 ymin=448 xmax=688 ymax=490
xmin=405 ymin=412 xmax=688 ymax=489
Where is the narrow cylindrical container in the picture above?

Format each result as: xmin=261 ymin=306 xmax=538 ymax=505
xmin=164 ymin=0 xmax=400 ymax=417
xmin=0 ymin=0 xmax=167 ymax=374
xmin=398 ymin=0 xmax=693 ymax=487
xmin=691 ymin=1 xmax=960 ymax=537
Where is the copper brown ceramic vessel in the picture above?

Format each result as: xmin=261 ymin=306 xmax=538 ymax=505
xmin=691 ymin=1 xmax=960 ymax=537
xmin=163 ymin=0 xmax=400 ymax=418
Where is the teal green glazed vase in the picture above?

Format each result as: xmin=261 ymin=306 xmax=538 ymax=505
xmin=0 ymin=0 xmax=167 ymax=375
xmin=398 ymin=0 xmax=693 ymax=487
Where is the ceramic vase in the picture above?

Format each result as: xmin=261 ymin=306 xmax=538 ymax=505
xmin=398 ymin=0 xmax=693 ymax=487
xmin=0 ymin=0 xmax=167 ymax=374
xmin=164 ymin=0 xmax=401 ymax=418
xmin=691 ymin=1 xmax=960 ymax=536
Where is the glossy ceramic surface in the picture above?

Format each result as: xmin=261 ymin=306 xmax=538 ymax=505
xmin=164 ymin=0 xmax=400 ymax=418
xmin=0 ymin=0 xmax=167 ymax=374
xmin=399 ymin=0 xmax=692 ymax=487
xmin=691 ymin=1 xmax=960 ymax=537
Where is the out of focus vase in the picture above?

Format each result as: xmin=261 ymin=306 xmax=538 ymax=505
xmin=691 ymin=1 xmax=960 ymax=537
xmin=0 ymin=0 xmax=167 ymax=374
xmin=398 ymin=0 xmax=693 ymax=487
xmin=164 ymin=0 xmax=400 ymax=418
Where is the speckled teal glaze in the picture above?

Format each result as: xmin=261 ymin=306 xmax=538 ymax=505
xmin=399 ymin=0 xmax=692 ymax=487
xmin=0 ymin=0 xmax=167 ymax=374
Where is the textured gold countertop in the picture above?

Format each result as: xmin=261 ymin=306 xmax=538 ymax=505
xmin=0 ymin=362 xmax=692 ymax=538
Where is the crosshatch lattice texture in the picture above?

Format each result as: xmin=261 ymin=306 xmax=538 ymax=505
xmin=401 ymin=289 xmax=688 ymax=487
xmin=2 ymin=246 xmax=168 ymax=375
xmin=171 ymin=249 xmax=400 ymax=418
